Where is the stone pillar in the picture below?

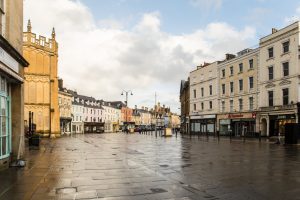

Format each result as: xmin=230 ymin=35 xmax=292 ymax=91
xmin=11 ymin=83 xmax=24 ymax=160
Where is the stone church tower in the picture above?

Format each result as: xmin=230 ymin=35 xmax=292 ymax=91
xmin=23 ymin=20 xmax=60 ymax=137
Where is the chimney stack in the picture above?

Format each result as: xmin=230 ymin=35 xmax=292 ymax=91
xmin=225 ymin=53 xmax=236 ymax=60
xmin=272 ymin=28 xmax=278 ymax=34
xmin=58 ymin=79 xmax=63 ymax=90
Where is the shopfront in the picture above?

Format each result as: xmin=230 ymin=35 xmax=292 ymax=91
xmin=0 ymin=76 xmax=10 ymax=160
xmin=269 ymin=114 xmax=296 ymax=137
xmin=218 ymin=113 xmax=256 ymax=136
xmin=0 ymin=35 xmax=29 ymax=168
xmin=190 ymin=115 xmax=216 ymax=135
xmin=84 ymin=122 xmax=104 ymax=133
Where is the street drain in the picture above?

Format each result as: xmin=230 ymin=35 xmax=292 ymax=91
xmin=56 ymin=187 xmax=77 ymax=194
xmin=159 ymin=164 xmax=169 ymax=168
xmin=150 ymin=188 xmax=167 ymax=194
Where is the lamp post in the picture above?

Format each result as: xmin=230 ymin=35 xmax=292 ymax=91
xmin=121 ymin=90 xmax=133 ymax=133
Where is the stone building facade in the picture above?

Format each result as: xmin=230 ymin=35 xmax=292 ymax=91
xmin=179 ymin=78 xmax=190 ymax=134
xmin=23 ymin=21 xmax=60 ymax=137
xmin=189 ymin=62 xmax=219 ymax=135
xmin=58 ymin=79 xmax=72 ymax=135
xmin=183 ymin=21 xmax=300 ymax=138
xmin=0 ymin=0 xmax=29 ymax=170
xmin=217 ymin=49 xmax=259 ymax=136
xmin=258 ymin=22 xmax=300 ymax=137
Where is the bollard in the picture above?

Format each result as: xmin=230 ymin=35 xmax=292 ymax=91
xmin=243 ymin=132 xmax=246 ymax=143
xmin=217 ymin=131 xmax=220 ymax=142
xmin=259 ymin=131 xmax=261 ymax=142
xmin=229 ymin=131 xmax=232 ymax=142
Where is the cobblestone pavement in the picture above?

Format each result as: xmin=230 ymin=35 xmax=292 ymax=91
xmin=0 ymin=133 xmax=300 ymax=200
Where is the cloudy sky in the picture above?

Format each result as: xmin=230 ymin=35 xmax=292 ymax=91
xmin=24 ymin=0 xmax=300 ymax=113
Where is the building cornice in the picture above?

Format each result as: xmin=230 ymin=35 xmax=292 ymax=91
xmin=0 ymin=35 xmax=29 ymax=67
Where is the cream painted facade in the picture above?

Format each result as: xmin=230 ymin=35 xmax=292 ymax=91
xmin=189 ymin=62 xmax=218 ymax=134
xmin=217 ymin=49 xmax=259 ymax=136
xmin=23 ymin=22 xmax=60 ymax=137
xmin=258 ymin=22 xmax=300 ymax=137
xmin=58 ymin=89 xmax=72 ymax=135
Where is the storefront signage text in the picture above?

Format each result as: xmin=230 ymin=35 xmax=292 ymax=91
xmin=228 ymin=114 xmax=243 ymax=118
xmin=0 ymin=47 xmax=19 ymax=73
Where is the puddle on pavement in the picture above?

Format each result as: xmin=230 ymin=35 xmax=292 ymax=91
xmin=150 ymin=188 xmax=168 ymax=193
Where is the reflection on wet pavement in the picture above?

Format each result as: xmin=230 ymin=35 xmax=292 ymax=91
xmin=0 ymin=133 xmax=300 ymax=200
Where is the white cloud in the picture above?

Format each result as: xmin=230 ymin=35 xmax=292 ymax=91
xmin=189 ymin=0 xmax=223 ymax=10
xmin=285 ymin=6 xmax=300 ymax=24
xmin=24 ymin=0 xmax=256 ymax=112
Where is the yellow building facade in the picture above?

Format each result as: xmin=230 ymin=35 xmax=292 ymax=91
xmin=23 ymin=21 xmax=60 ymax=137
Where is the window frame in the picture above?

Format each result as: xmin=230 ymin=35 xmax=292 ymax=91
xmin=249 ymin=97 xmax=254 ymax=111
xmin=283 ymin=62 xmax=289 ymax=77
xmin=249 ymin=59 xmax=254 ymax=69
xmin=239 ymin=63 xmax=243 ymax=73
xmin=222 ymin=84 xmax=225 ymax=95
xmin=268 ymin=47 xmax=274 ymax=58
xmin=282 ymin=88 xmax=289 ymax=105
xmin=268 ymin=91 xmax=274 ymax=107
xmin=239 ymin=99 xmax=243 ymax=111
xmin=282 ymin=41 xmax=290 ymax=53
xmin=249 ymin=76 xmax=254 ymax=89
xmin=230 ymin=100 xmax=233 ymax=112
xmin=239 ymin=79 xmax=243 ymax=91
xmin=230 ymin=66 xmax=233 ymax=76
xmin=230 ymin=81 xmax=234 ymax=94
xmin=268 ymin=66 xmax=274 ymax=80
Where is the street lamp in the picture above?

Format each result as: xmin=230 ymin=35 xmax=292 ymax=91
xmin=121 ymin=90 xmax=133 ymax=133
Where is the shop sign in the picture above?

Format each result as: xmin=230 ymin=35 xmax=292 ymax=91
xmin=276 ymin=115 xmax=295 ymax=120
xmin=0 ymin=47 xmax=19 ymax=73
xmin=190 ymin=114 xmax=216 ymax=119
xmin=228 ymin=114 xmax=243 ymax=119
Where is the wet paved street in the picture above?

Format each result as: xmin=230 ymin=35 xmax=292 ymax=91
xmin=0 ymin=133 xmax=300 ymax=200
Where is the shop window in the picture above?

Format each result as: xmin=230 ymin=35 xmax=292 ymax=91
xmin=0 ymin=78 xmax=10 ymax=159
xmin=282 ymin=88 xmax=289 ymax=105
